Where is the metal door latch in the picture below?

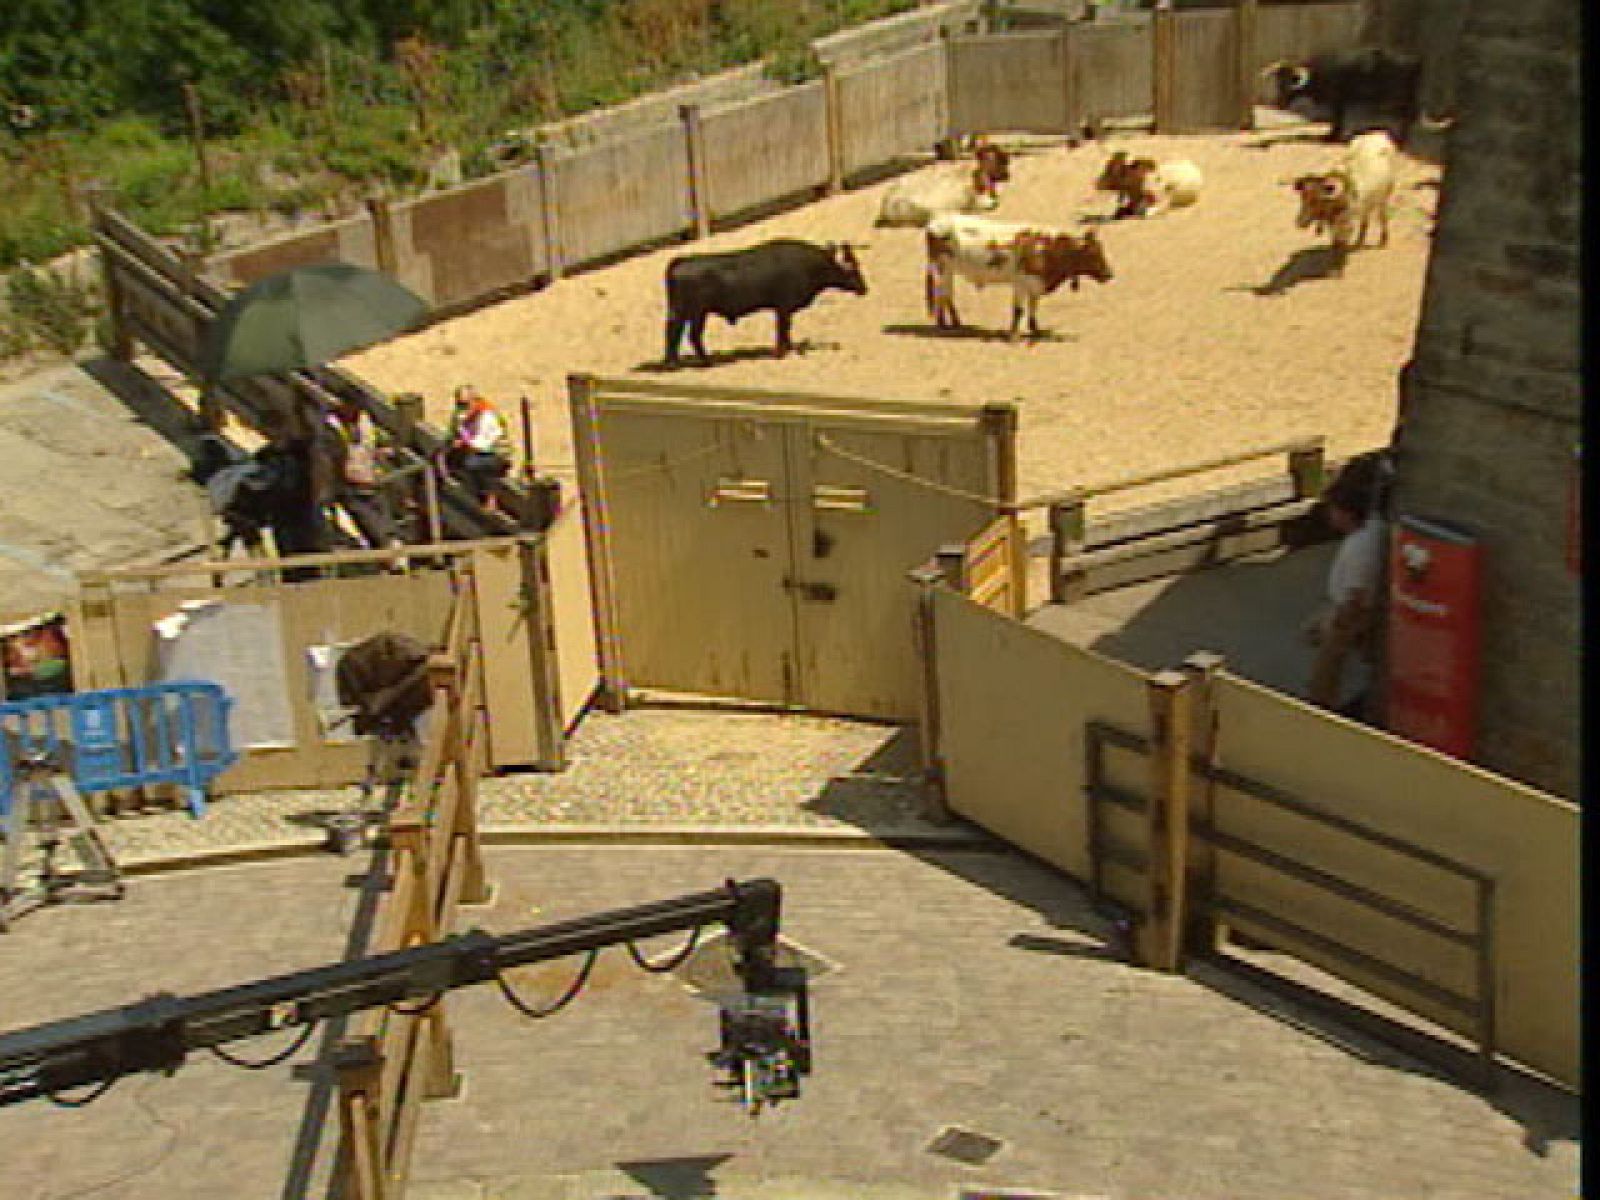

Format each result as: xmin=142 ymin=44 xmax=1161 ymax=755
xmin=781 ymin=578 xmax=837 ymax=603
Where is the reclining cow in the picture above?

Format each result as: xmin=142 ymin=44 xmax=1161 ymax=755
xmin=877 ymin=137 xmax=1012 ymax=227
xmin=664 ymin=240 xmax=868 ymax=366
xmin=924 ymin=214 xmax=1113 ymax=341
xmin=1095 ymin=151 xmax=1204 ymax=219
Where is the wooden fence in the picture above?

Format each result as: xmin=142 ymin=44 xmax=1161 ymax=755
xmin=203 ymin=4 xmax=1364 ymax=311
xmin=68 ymin=535 xmax=577 ymax=793
xmin=334 ymin=579 xmax=492 ymax=1200
xmin=921 ymin=581 xmax=1580 ymax=1091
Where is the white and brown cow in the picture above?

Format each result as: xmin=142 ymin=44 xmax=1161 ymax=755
xmin=924 ymin=213 xmax=1113 ymax=341
xmin=1289 ymin=130 xmax=1398 ymax=253
xmin=877 ymin=137 xmax=1012 ymax=227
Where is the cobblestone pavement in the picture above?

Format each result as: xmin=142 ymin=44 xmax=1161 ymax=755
xmin=0 ymin=844 xmax=1577 ymax=1200
xmin=91 ymin=709 xmax=943 ymax=866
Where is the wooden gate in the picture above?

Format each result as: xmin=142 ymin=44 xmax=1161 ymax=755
xmin=570 ymin=375 xmax=1017 ymax=720
xmin=1156 ymin=8 xmax=1245 ymax=133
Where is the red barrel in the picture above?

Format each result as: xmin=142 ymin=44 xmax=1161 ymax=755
xmin=1385 ymin=515 xmax=1483 ymax=759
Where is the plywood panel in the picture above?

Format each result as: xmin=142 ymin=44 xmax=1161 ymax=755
xmin=934 ymin=589 xmax=1152 ymax=880
xmin=209 ymin=215 xmax=377 ymax=288
xmin=397 ymin=173 xmax=544 ymax=308
xmin=469 ymin=542 xmax=549 ymax=768
xmin=550 ymin=126 xmax=691 ymax=267
xmin=1168 ymin=10 xmax=1239 ymax=133
xmin=947 ymin=31 xmax=1070 ymax=137
xmin=547 ymin=502 xmax=600 ymax=731
xmin=1254 ymin=3 xmax=1366 ymax=77
xmin=1071 ymin=20 xmax=1153 ymax=123
xmin=794 ymin=423 xmax=997 ymax=718
xmin=837 ymin=43 xmax=947 ymax=178
xmin=701 ymin=85 xmax=831 ymax=220
xmin=1213 ymin=673 xmax=1579 ymax=1088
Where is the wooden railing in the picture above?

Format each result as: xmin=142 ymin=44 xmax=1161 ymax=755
xmin=1042 ymin=437 xmax=1329 ymax=603
xmin=333 ymin=579 xmax=492 ymax=1200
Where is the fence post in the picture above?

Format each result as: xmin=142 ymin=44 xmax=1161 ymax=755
xmin=980 ymin=401 xmax=1018 ymax=509
xmin=1059 ymin=26 xmax=1075 ymax=133
xmin=1050 ymin=489 xmax=1089 ymax=604
xmin=680 ymin=104 xmax=712 ymax=240
xmin=533 ymin=137 xmax=565 ymax=280
xmin=567 ymin=373 xmax=629 ymax=713
xmin=823 ymin=65 xmax=846 ymax=194
xmin=1136 ymin=668 xmax=1194 ymax=972
xmin=1152 ymin=4 xmax=1176 ymax=134
xmin=428 ymin=652 xmax=489 ymax=906
xmin=334 ymin=1036 xmax=389 ymax=1200
xmin=87 ymin=190 xmax=135 ymax=361
xmin=909 ymin=563 xmax=953 ymax=824
xmin=1289 ymin=439 xmax=1327 ymax=499
xmin=1234 ymin=0 xmax=1259 ymax=130
xmin=366 ymin=193 xmax=397 ymax=276
xmin=1180 ymin=651 xmax=1225 ymax=954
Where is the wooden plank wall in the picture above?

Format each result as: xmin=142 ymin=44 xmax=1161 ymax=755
xmin=549 ymin=125 xmax=691 ymax=267
xmin=388 ymin=170 xmax=548 ymax=309
xmin=547 ymin=501 xmax=600 ymax=732
xmin=947 ymin=30 xmax=1072 ymax=137
xmin=1211 ymin=674 xmax=1579 ymax=1090
xmin=1167 ymin=10 xmax=1241 ymax=133
xmin=813 ymin=1 xmax=982 ymax=69
xmin=700 ymin=83 xmax=832 ymax=221
xmin=1254 ymin=2 xmax=1367 ymax=76
xmin=209 ymin=214 xmax=377 ymax=288
xmin=933 ymin=587 xmax=1153 ymax=908
xmin=836 ymin=42 xmax=948 ymax=179
xmin=1071 ymin=19 xmax=1155 ymax=124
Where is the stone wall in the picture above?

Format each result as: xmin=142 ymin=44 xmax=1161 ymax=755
xmin=1388 ymin=0 xmax=1580 ymax=797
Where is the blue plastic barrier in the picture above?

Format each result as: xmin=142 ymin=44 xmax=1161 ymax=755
xmin=0 ymin=682 xmax=236 ymax=819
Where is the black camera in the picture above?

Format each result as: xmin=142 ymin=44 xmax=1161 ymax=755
xmin=709 ymin=964 xmax=811 ymax=1116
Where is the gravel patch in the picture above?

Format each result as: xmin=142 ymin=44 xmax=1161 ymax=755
xmin=92 ymin=708 xmax=943 ymax=864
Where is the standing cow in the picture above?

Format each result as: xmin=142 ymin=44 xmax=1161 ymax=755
xmin=924 ymin=214 xmax=1113 ymax=341
xmin=664 ymin=240 xmax=868 ymax=366
xmin=1259 ymin=46 xmax=1453 ymax=144
xmin=1290 ymin=131 xmax=1398 ymax=253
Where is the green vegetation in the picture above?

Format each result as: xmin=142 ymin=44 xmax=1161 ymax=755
xmin=0 ymin=0 xmax=921 ymax=272
xmin=6 ymin=263 xmax=98 ymax=356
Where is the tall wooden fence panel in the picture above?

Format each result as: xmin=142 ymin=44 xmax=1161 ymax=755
xmin=534 ymin=64 xmax=775 ymax=152
xmin=947 ymin=30 xmax=1072 ymax=137
xmin=1253 ymin=2 xmax=1367 ymax=77
xmin=546 ymin=501 xmax=600 ymax=732
xmin=548 ymin=125 xmax=691 ymax=268
xmin=814 ymin=1 xmax=982 ymax=69
xmin=701 ymin=84 xmax=832 ymax=221
xmin=1211 ymin=673 xmax=1579 ymax=1089
xmin=388 ymin=170 xmax=548 ymax=309
xmin=836 ymin=42 xmax=949 ymax=180
xmin=1071 ymin=19 xmax=1154 ymax=124
xmin=1166 ymin=10 xmax=1241 ymax=133
xmin=209 ymin=213 xmax=378 ymax=288
xmin=931 ymin=587 xmax=1153 ymax=910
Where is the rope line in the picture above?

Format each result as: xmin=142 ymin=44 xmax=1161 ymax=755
xmin=602 ymin=439 xmax=726 ymax=486
xmin=813 ymin=434 xmax=1002 ymax=506
xmin=45 ymin=1077 xmax=119 ymax=1108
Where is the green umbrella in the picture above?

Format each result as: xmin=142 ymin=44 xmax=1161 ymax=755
xmin=199 ymin=263 xmax=428 ymax=382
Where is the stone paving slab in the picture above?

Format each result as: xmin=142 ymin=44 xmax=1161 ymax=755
xmin=402 ymin=844 xmax=1577 ymax=1200
xmin=0 ymin=842 xmax=1577 ymax=1200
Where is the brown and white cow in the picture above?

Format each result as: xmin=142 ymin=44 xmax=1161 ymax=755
xmin=1096 ymin=151 xmax=1204 ymax=219
xmin=1289 ymin=130 xmax=1398 ymax=253
xmin=924 ymin=213 xmax=1113 ymax=341
xmin=877 ymin=136 xmax=1012 ymax=227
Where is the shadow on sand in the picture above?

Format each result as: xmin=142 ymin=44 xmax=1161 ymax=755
xmin=1231 ymin=244 xmax=1348 ymax=296
xmin=881 ymin=322 xmax=1074 ymax=345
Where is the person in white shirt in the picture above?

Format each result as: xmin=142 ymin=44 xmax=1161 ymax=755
xmin=439 ymin=384 xmax=511 ymax=510
xmin=1304 ymin=470 xmax=1389 ymax=716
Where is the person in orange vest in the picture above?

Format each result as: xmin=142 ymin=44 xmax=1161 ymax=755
xmin=439 ymin=384 xmax=511 ymax=512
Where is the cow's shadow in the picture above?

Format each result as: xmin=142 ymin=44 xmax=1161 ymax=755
xmin=1230 ymin=245 xmax=1347 ymax=296
xmin=637 ymin=340 xmax=838 ymax=371
xmin=883 ymin=322 xmax=1075 ymax=345
xmin=1242 ymin=129 xmax=1336 ymax=151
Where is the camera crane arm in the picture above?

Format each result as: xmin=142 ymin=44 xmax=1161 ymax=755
xmin=0 ymin=877 xmax=809 ymax=1114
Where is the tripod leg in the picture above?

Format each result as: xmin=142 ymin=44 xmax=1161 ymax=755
xmin=59 ymin=781 xmax=122 ymax=892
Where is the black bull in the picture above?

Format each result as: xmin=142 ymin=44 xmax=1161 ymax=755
xmin=664 ymin=239 xmax=867 ymax=365
xmin=1260 ymin=47 xmax=1451 ymax=144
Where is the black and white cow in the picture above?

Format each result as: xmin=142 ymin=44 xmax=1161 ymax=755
xmin=663 ymin=240 xmax=868 ymax=366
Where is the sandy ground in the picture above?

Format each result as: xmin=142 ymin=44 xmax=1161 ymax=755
xmin=347 ymin=123 xmax=1438 ymax=516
